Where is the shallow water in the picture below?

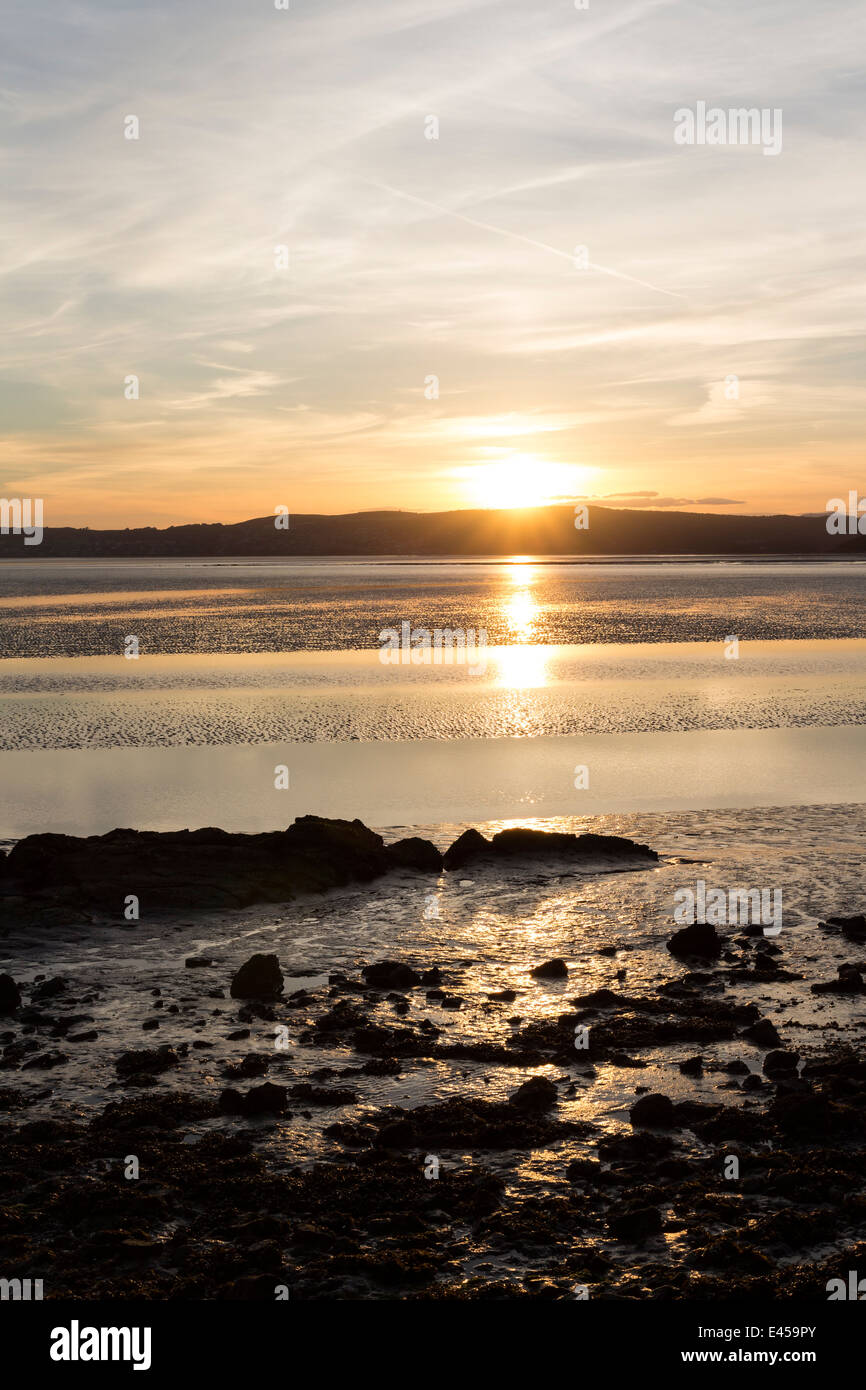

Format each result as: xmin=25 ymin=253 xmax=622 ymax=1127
xmin=1 ymin=639 xmax=864 ymax=837
xmin=2 ymin=558 xmax=865 ymax=655
xmin=3 ymin=803 xmax=863 ymax=1157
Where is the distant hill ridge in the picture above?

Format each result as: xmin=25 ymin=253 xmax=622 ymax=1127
xmin=1 ymin=503 xmax=863 ymax=557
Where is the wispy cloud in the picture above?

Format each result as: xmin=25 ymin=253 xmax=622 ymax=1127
xmin=0 ymin=0 xmax=863 ymax=523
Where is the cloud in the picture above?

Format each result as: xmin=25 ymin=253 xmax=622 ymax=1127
xmin=0 ymin=0 xmax=863 ymax=521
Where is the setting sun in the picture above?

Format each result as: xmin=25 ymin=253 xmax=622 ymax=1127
xmin=463 ymin=457 xmax=593 ymax=510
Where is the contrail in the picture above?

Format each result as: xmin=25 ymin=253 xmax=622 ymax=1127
xmin=371 ymin=180 xmax=687 ymax=302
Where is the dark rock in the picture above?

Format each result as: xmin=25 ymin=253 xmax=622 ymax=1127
xmin=3 ymin=815 xmax=396 ymax=914
xmin=530 ymin=958 xmax=569 ymax=979
xmin=185 ymin=956 xmax=215 ymax=968
xmin=442 ymin=828 xmax=490 ymax=869
xmin=361 ymin=961 xmax=420 ymax=990
xmin=679 ymin=1055 xmax=703 ymax=1076
xmin=31 ymin=977 xmax=66 ymax=1000
xmin=763 ymin=1050 xmax=799 ymax=1076
xmin=287 ymin=1083 xmax=357 ymax=1107
xmin=222 ymin=1053 xmax=269 ymax=1079
xmin=218 ymin=1082 xmax=289 ymax=1116
xmin=667 ymin=923 xmax=722 ymax=959
xmin=630 ymin=1093 xmax=676 ymax=1128
xmin=230 ymin=953 xmax=283 ymax=1000
xmin=608 ymin=1204 xmax=664 ymax=1241
xmin=572 ymin=987 xmax=624 ymax=1008
xmin=811 ymin=965 xmax=865 ymax=995
xmin=509 ymin=1076 xmax=557 ymax=1111
xmin=742 ymin=1018 xmax=782 ymax=1047
xmin=0 ymin=975 xmax=21 ymax=1014
xmin=822 ymin=914 xmax=866 ymax=942
xmin=115 ymin=1047 xmax=179 ymax=1079
xmin=386 ymin=838 xmax=443 ymax=872
xmin=21 ymin=1050 xmax=67 ymax=1069
xmin=443 ymin=826 xmax=657 ymax=870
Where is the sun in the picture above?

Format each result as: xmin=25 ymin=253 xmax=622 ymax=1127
xmin=465 ymin=456 xmax=590 ymax=509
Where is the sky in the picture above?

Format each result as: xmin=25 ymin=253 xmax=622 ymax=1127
xmin=1 ymin=0 xmax=864 ymax=528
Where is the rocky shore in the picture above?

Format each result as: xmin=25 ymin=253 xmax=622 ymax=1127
xmin=0 ymin=815 xmax=864 ymax=1300
xmin=0 ymin=816 xmax=658 ymax=924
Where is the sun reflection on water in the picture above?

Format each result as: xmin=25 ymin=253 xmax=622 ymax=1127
xmin=493 ymin=561 xmax=551 ymax=687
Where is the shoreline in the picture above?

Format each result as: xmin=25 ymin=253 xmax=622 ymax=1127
xmin=1 ymin=809 xmax=864 ymax=1300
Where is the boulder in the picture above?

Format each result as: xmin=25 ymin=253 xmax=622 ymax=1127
xmin=219 ymin=1082 xmax=288 ymax=1116
xmin=741 ymin=1018 xmax=782 ymax=1048
xmin=0 ymin=975 xmax=21 ymax=1014
xmin=230 ymin=953 xmax=283 ymax=1000
xmin=509 ymin=1076 xmax=557 ymax=1111
xmin=822 ymin=914 xmax=866 ymax=942
xmin=115 ymin=1047 xmax=179 ymax=1079
xmin=442 ymin=829 xmax=490 ymax=870
xmin=361 ymin=961 xmax=420 ymax=990
xmin=811 ymin=965 xmax=865 ymax=995
xmin=608 ymin=1204 xmax=664 ymax=1241
xmin=667 ymin=923 xmax=722 ymax=959
xmin=530 ymin=958 xmax=569 ymax=979
xmin=630 ymin=1093 xmax=675 ymax=1128
xmin=386 ymin=838 xmax=443 ymax=872
xmin=443 ymin=826 xmax=657 ymax=870
xmin=763 ymin=1049 xmax=799 ymax=1076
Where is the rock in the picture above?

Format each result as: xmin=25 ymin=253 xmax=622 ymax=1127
xmin=630 ymin=1093 xmax=676 ymax=1128
xmin=571 ymin=987 xmax=623 ymax=1008
xmin=509 ymin=1076 xmax=558 ymax=1110
xmin=361 ymin=961 xmax=420 ymax=990
xmin=230 ymin=953 xmax=283 ymax=1000
xmin=679 ymin=1056 xmax=703 ymax=1076
xmin=667 ymin=923 xmax=722 ymax=959
xmin=418 ymin=967 xmax=442 ymax=986
xmin=185 ymin=956 xmax=215 ymax=968
xmin=21 ymin=1050 xmax=68 ymax=1069
xmin=115 ymin=1047 xmax=179 ymax=1079
xmin=219 ymin=1082 xmax=288 ymax=1116
xmin=442 ymin=828 xmax=490 ymax=870
xmin=822 ymin=914 xmax=866 ymax=942
xmin=288 ymin=1083 xmax=357 ymax=1107
xmin=0 ymin=975 xmax=21 ymax=1014
xmin=741 ymin=1073 xmax=764 ymax=1091
xmin=530 ymin=958 xmax=569 ymax=980
xmin=763 ymin=1049 xmax=799 ymax=1076
xmin=487 ymin=989 xmax=516 ymax=1002
xmin=443 ymin=826 xmax=657 ymax=870
xmin=742 ymin=1018 xmax=782 ymax=1047
xmin=31 ymin=977 xmax=66 ymax=1000
xmin=3 ymin=816 xmax=397 ymax=914
xmin=222 ymin=1053 xmax=269 ymax=1079
xmin=608 ymin=1204 xmax=664 ymax=1241
xmin=811 ymin=965 xmax=865 ymax=995
xmin=386 ymin=838 xmax=443 ymax=872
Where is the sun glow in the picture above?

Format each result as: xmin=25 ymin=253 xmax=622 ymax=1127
xmin=465 ymin=457 xmax=591 ymax=510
